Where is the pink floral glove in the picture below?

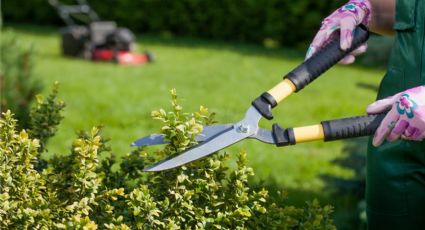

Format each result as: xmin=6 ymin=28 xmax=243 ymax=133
xmin=306 ymin=0 xmax=372 ymax=64
xmin=367 ymin=86 xmax=425 ymax=147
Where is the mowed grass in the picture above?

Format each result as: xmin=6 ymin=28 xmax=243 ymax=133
xmin=5 ymin=25 xmax=385 ymax=191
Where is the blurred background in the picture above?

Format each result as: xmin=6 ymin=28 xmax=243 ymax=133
xmin=1 ymin=0 xmax=395 ymax=229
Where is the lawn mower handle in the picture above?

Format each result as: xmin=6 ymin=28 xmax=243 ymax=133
xmin=252 ymin=24 xmax=369 ymax=120
xmin=49 ymin=0 xmax=99 ymax=26
xmin=272 ymin=112 xmax=386 ymax=147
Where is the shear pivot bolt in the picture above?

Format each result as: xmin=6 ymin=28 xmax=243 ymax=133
xmin=238 ymin=125 xmax=249 ymax=133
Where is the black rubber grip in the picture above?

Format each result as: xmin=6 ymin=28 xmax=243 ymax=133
xmin=286 ymin=24 xmax=369 ymax=92
xmin=252 ymin=92 xmax=277 ymax=120
xmin=321 ymin=113 xmax=386 ymax=141
xmin=272 ymin=124 xmax=296 ymax=147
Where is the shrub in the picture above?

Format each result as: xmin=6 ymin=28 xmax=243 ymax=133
xmin=0 ymin=33 xmax=43 ymax=129
xmin=29 ymin=82 xmax=65 ymax=153
xmin=0 ymin=88 xmax=336 ymax=229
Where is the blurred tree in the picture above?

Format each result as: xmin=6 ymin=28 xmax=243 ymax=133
xmin=3 ymin=0 xmax=345 ymax=46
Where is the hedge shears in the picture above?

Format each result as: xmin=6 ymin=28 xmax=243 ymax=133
xmin=133 ymin=24 xmax=385 ymax=172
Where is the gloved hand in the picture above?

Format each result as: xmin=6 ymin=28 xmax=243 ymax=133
xmin=367 ymin=86 xmax=425 ymax=147
xmin=306 ymin=0 xmax=372 ymax=64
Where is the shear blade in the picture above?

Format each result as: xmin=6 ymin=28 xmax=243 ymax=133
xmin=131 ymin=124 xmax=233 ymax=147
xmin=144 ymin=125 xmax=247 ymax=171
xmin=131 ymin=134 xmax=166 ymax=147
xmin=144 ymin=106 xmax=264 ymax=171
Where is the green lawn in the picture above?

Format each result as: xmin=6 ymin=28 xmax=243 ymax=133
xmin=5 ymin=25 xmax=384 ymax=192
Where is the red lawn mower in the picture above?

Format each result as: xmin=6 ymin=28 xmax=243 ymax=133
xmin=49 ymin=0 xmax=153 ymax=65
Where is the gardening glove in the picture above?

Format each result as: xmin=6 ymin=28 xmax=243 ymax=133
xmin=367 ymin=86 xmax=425 ymax=147
xmin=306 ymin=0 xmax=372 ymax=64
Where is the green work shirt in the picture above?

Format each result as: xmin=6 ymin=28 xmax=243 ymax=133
xmin=377 ymin=0 xmax=425 ymax=98
xmin=366 ymin=0 xmax=425 ymax=229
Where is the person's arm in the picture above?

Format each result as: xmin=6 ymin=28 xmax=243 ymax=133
xmin=369 ymin=0 xmax=396 ymax=35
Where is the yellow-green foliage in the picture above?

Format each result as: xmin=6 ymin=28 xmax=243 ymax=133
xmin=29 ymin=82 xmax=65 ymax=153
xmin=0 ymin=88 xmax=336 ymax=229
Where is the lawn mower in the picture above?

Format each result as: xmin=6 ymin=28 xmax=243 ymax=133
xmin=48 ymin=0 xmax=153 ymax=65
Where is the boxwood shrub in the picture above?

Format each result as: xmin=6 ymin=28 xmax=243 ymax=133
xmin=0 ymin=87 xmax=336 ymax=229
